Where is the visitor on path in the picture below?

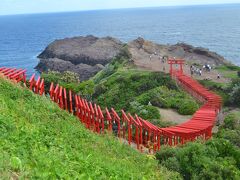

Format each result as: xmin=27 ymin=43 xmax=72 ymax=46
xmin=162 ymin=57 xmax=165 ymax=63
xmin=149 ymin=55 xmax=152 ymax=61
xmin=196 ymin=68 xmax=199 ymax=75
xmin=199 ymin=69 xmax=202 ymax=76
xmin=217 ymin=74 xmax=221 ymax=79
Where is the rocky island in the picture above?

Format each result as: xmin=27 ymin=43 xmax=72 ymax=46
xmin=36 ymin=35 xmax=229 ymax=81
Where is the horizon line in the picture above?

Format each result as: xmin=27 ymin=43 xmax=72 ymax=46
xmin=0 ymin=2 xmax=240 ymax=17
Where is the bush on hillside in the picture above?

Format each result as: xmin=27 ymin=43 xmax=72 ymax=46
xmin=177 ymin=100 xmax=199 ymax=115
xmin=42 ymin=70 xmax=95 ymax=99
xmin=217 ymin=112 xmax=240 ymax=147
xmin=217 ymin=129 xmax=240 ymax=147
xmin=222 ymin=113 xmax=240 ymax=130
xmin=94 ymin=71 xmax=176 ymax=117
xmin=229 ymin=84 xmax=240 ymax=106
xmin=136 ymin=86 xmax=199 ymax=115
xmin=129 ymin=101 xmax=160 ymax=120
xmin=156 ymin=139 xmax=240 ymax=179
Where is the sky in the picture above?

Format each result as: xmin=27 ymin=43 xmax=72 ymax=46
xmin=1 ymin=0 xmax=240 ymax=16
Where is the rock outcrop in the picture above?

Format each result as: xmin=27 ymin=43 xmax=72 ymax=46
xmin=36 ymin=35 xmax=123 ymax=80
xmin=36 ymin=35 xmax=229 ymax=81
xmin=128 ymin=37 xmax=228 ymax=66
xmin=36 ymin=58 xmax=104 ymax=81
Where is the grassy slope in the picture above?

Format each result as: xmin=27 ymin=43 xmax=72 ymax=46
xmin=0 ymin=78 xmax=180 ymax=179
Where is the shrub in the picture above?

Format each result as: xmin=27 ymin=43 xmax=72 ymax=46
xmin=129 ymin=101 xmax=161 ymax=120
xmin=229 ymin=84 xmax=240 ymax=106
xmin=77 ymin=80 xmax=95 ymax=100
xmin=222 ymin=113 xmax=239 ymax=130
xmin=217 ymin=112 xmax=240 ymax=147
xmin=156 ymin=139 xmax=240 ymax=180
xmin=41 ymin=70 xmax=80 ymax=92
xmin=217 ymin=129 xmax=240 ymax=147
xmin=136 ymin=86 xmax=198 ymax=115
xmin=177 ymin=100 xmax=199 ymax=115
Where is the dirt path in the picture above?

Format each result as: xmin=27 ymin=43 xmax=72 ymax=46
xmin=129 ymin=47 xmax=230 ymax=83
xmin=158 ymin=108 xmax=192 ymax=125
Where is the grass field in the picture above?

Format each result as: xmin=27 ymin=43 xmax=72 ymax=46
xmin=0 ymin=78 xmax=180 ymax=179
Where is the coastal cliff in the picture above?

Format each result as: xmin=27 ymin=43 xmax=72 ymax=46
xmin=36 ymin=35 xmax=229 ymax=80
xmin=36 ymin=35 xmax=123 ymax=80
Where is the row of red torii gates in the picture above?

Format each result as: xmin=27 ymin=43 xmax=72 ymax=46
xmin=0 ymin=59 xmax=222 ymax=153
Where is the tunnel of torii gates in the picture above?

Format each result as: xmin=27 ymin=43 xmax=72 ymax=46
xmin=0 ymin=59 xmax=222 ymax=153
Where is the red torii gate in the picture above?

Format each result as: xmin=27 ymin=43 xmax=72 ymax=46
xmin=168 ymin=58 xmax=185 ymax=76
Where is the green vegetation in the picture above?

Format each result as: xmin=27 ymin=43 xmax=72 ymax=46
xmin=156 ymin=110 xmax=240 ymax=180
xmin=136 ymin=86 xmax=199 ymax=115
xmin=156 ymin=139 xmax=240 ymax=180
xmin=217 ymin=111 xmax=240 ymax=147
xmin=198 ymin=77 xmax=240 ymax=107
xmin=228 ymin=78 xmax=240 ymax=107
xmin=216 ymin=65 xmax=240 ymax=79
xmin=91 ymin=54 xmax=199 ymax=123
xmin=0 ymin=78 xmax=180 ymax=179
xmin=42 ymin=52 xmax=198 ymax=124
xmin=154 ymin=65 xmax=240 ymax=179
xmin=41 ymin=71 xmax=95 ymax=100
xmin=37 ymin=48 xmax=240 ymax=179
xmin=198 ymin=79 xmax=231 ymax=105
xmin=93 ymin=68 xmax=199 ymax=123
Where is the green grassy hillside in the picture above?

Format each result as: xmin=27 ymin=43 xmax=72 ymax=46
xmin=0 ymin=78 xmax=180 ymax=179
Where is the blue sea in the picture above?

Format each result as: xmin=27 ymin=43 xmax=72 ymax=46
xmin=0 ymin=4 xmax=240 ymax=76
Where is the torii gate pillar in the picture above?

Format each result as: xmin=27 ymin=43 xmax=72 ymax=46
xmin=168 ymin=58 xmax=185 ymax=76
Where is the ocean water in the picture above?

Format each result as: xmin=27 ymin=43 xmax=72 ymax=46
xmin=0 ymin=4 xmax=240 ymax=76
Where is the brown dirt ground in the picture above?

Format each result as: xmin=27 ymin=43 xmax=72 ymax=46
xmin=129 ymin=48 xmax=230 ymax=83
xmin=158 ymin=108 xmax=192 ymax=125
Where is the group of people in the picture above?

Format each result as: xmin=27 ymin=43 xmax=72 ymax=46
xmin=190 ymin=64 xmax=221 ymax=79
xmin=203 ymin=64 xmax=213 ymax=72
xmin=147 ymin=54 xmax=222 ymax=80
xmin=190 ymin=65 xmax=202 ymax=76
xmin=149 ymin=52 xmax=168 ymax=63
xmin=149 ymin=53 xmax=168 ymax=72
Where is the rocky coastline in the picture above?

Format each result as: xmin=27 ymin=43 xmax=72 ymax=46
xmin=36 ymin=35 xmax=229 ymax=81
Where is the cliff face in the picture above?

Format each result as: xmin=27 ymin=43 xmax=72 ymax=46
xmin=36 ymin=35 xmax=229 ymax=81
xmin=36 ymin=35 xmax=123 ymax=80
